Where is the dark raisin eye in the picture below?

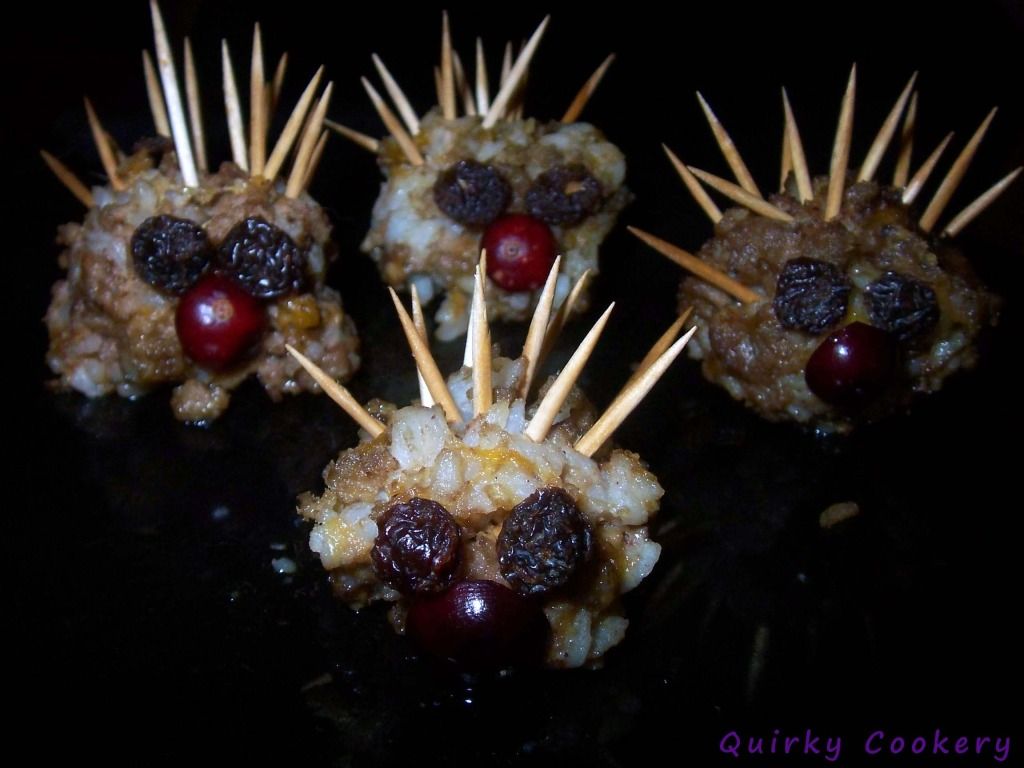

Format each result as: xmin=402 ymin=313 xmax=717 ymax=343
xmin=432 ymin=160 xmax=511 ymax=226
xmin=131 ymin=215 xmax=212 ymax=295
xmin=865 ymin=271 xmax=939 ymax=341
xmin=371 ymin=498 xmax=462 ymax=594
xmin=497 ymin=487 xmax=593 ymax=596
xmin=525 ymin=164 xmax=603 ymax=226
xmin=215 ymin=216 xmax=308 ymax=299
xmin=773 ymin=257 xmax=851 ymax=334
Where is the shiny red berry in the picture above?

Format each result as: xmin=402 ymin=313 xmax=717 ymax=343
xmin=481 ymin=214 xmax=557 ymax=292
xmin=805 ymin=322 xmax=898 ymax=407
xmin=406 ymin=580 xmax=549 ymax=669
xmin=175 ymin=275 xmax=266 ymax=370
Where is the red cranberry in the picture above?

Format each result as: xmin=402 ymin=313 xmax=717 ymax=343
xmin=805 ymin=322 xmax=898 ymax=407
xmin=481 ymin=214 xmax=557 ymax=292
xmin=406 ymin=580 xmax=549 ymax=669
xmin=175 ymin=275 xmax=266 ymax=370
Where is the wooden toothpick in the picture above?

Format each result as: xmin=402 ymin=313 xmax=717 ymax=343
xmin=149 ymin=0 xmax=198 ymax=187
xmin=825 ymin=65 xmax=857 ymax=221
xmin=518 ymin=256 xmax=562 ymax=398
xmin=84 ymin=98 xmax=125 ymax=191
xmin=901 ymin=132 xmax=954 ymax=205
xmin=264 ymin=66 xmax=325 ymax=182
xmin=857 ymin=72 xmax=917 ymax=182
xmin=561 ymin=53 xmax=615 ymax=124
xmin=893 ymin=91 xmax=918 ymax=187
xmin=697 ymin=91 xmax=761 ymax=197
xmin=363 ymin=77 xmax=424 ymax=165
xmin=688 ymin=166 xmax=794 ymax=222
xmin=325 ymin=119 xmax=380 ymax=153
xmin=483 ymin=16 xmax=549 ymax=128
xmin=942 ymin=166 xmax=1021 ymax=238
xmin=142 ymin=50 xmax=171 ymax=137
xmin=663 ymin=144 xmax=721 ymax=224
xmin=183 ymin=38 xmax=207 ymax=173
xmin=40 ymin=150 xmax=94 ymax=207
xmin=286 ymin=345 xmax=385 ymax=438
xmin=372 ymin=54 xmax=421 ymax=136
xmin=221 ymin=40 xmax=248 ymax=172
xmin=782 ymin=88 xmax=813 ymax=202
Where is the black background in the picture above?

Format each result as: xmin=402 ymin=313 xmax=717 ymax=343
xmin=8 ymin=1 xmax=1023 ymax=764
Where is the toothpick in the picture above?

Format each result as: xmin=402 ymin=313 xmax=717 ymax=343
xmin=697 ymin=92 xmax=761 ymax=197
xmin=500 ymin=42 xmax=513 ymax=87
xmin=372 ymin=54 xmax=421 ymax=136
xmin=183 ymin=38 xmax=207 ymax=172
xmin=84 ymin=98 xmax=125 ymax=191
xmin=362 ymin=77 xmax=424 ymax=166
xmin=628 ymin=227 xmax=762 ymax=304
xmin=919 ymin=108 xmax=998 ymax=233
xmin=221 ymin=40 xmax=248 ymax=171
xmin=285 ymin=345 xmax=385 ymax=438
xmin=782 ymin=88 xmax=813 ymax=202
xmin=149 ymin=1 xmax=198 ymax=187
xmin=901 ymin=132 xmax=954 ymax=205
xmin=325 ymin=119 xmax=380 ymax=153
xmin=475 ymin=38 xmax=490 ymax=115
xmin=389 ymin=288 xmax=462 ymax=423
xmin=271 ymin=52 xmax=288 ymax=115
xmin=410 ymin=284 xmax=435 ymax=407
xmin=688 ymin=166 xmax=794 ymax=222
xmin=471 ymin=266 xmax=492 ymax=416
xmin=518 ymin=256 xmax=562 ymax=397
xmin=302 ymin=130 xmax=329 ymax=191
xmin=433 ymin=66 xmax=444 ymax=109
xmin=287 ymin=82 xmax=333 ymax=198
xmin=40 ymin=150 xmax=94 ymax=207
xmin=483 ymin=16 xmax=549 ymax=128
xmin=525 ymin=303 xmax=614 ymax=443
xmin=574 ymin=328 xmax=696 ymax=458
xmin=627 ymin=307 xmax=693 ymax=385
xmin=942 ymin=166 xmax=1021 ymax=237
xmin=441 ymin=11 xmax=456 ymax=119
xmin=780 ymin=120 xmax=792 ymax=194
xmin=663 ymin=144 xmax=721 ymax=223
xmin=893 ymin=91 xmax=918 ymax=187
xmin=561 ymin=53 xmax=615 ymax=124
xmin=142 ymin=50 xmax=171 ymax=137
xmin=264 ymin=66 xmax=325 ymax=182
xmin=825 ymin=65 xmax=857 ymax=221
xmin=453 ymin=50 xmax=476 ymax=116
xmin=249 ymin=23 xmax=266 ymax=176
xmin=538 ymin=269 xmax=591 ymax=369
xmin=857 ymin=72 xmax=917 ymax=182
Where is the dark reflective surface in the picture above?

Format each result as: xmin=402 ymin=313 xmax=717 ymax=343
xmin=11 ymin=1 xmax=1022 ymax=764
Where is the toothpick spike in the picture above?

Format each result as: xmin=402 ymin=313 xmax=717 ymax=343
xmin=271 ymin=52 xmax=288 ymax=115
xmin=525 ymin=303 xmax=614 ymax=443
xmin=538 ymin=268 xmax=591 ymax=370
xmin=441 ymin=12 xmax=456 ymax=119
xmin=919 ymin=107 xmax=998 ymax=233
xmin=183 ymin=38 xmax=207 ymax=173
xmin=574 ymin=327 xmax=696 ymax=458
xmin=663 ymin=144 xmax=722 ymax=223
xmin=40 ymin=150 xmax=94 ymax=207
xmin=302 ymin=130 xmax=329 ymax=191
xmin=475 ymin=38 xmax=490 ymax=115
xmin=688 ymin=166 xmax=794 ymax=222
xmin=472 ymin=265 xmax=493 ymax=417
xmin=219 ymin=41 xmax=249 ymax=172
xmin=893 ymin=91 xmax=918 ymax=187
xmin=780 ymin=119 xmax=792 ymax=194
xmin=287 ymin=82 xmax=333 ymax=198
xmin=372 ymin=53 xmax=421 ymax=136
xmin=433 ymin=66 xmax=444 ymax=110
xmin=483 ymin=16 xmax=549 ymax=128
xmin=696 ymin=91 xmax=762 ymax=198
xmin=782 ymin=88 xmax=813 ymax=202
xmin=389 ymin=288 xmax=462 ymax=423
xmin=264 ymin=66 xmax=325 ymax=182
xmin=149 ymin=1 xmax=198 ymax=187
xmin=561 ymin=53 xmax=615 ymax=124
xmin=628 ymin=307 xmax=693 ymax=385
xmin=286 ymin=345 xmax=385 ymax=438
xmin=942 ymin=166 xmax=1021 ymax=238
xmin=83 ymin=98 xmax=125 ymax=191
xmin=325 ymin=119 xmax=380 ymax=153
xmin=142 ymin=50 xmax=171 ymax=137
xmin=453 ymin=50 xmax=476 ymax=116
xmin=518 ymin=255 xmax=562 ymax=397
xmin=363 ymin=77 xmax=425 ymax=166
xmin=825 ymin=65 xmax=857 ymax=221
xmin=249 ymin=23 xmax=266 ymax=176
xmin=858 ymin=71 xmax=917 ymax=182
xmin=410 ymin=284 xmax=435 ymax=408
xmin=901 ymin=132 xmax=954 ymax=205
xmin=500 ymin=42 xmax=513 ymax=86
xmin=628 ymin=226 xmax=762 ymax=304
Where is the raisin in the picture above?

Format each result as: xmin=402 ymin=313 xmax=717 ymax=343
xmin=433 ymin=160 xmax=512 ymax=227
xmin=371 ymin=498 xmax=461 ymax=594
xmin=215 ymin=217 xmax=308 ymax=299
xmin=130 ymin=215 xmax=213 ymax=295
xmin=773 ymin=258 xmax=851 ymax=334
xmin=525 ymin=164 xmax=603 ymax=226
xmin=497 ymin=488 xmax=593 ymax=596
xmin=866 ymin=271 xmax=939 ymax=341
